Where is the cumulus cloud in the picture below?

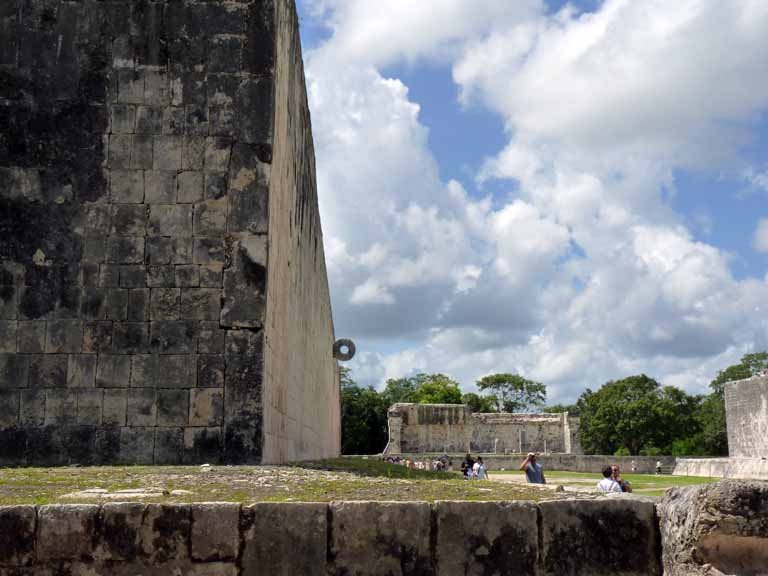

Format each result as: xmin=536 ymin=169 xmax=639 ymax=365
xmin=303 ymin=0 xmax=768 ymax=401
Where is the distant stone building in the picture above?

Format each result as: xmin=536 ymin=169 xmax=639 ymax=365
xmin=725 ymin=374 xmax=768 ymax=458
xmin=385 ymin=403 xmax=582 ymax=455
xmin=0 ymin=0 xmax=340 ymax=465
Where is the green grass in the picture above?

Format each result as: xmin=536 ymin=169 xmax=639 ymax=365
xmin=491 ymin=469 xmax=718 ymax=496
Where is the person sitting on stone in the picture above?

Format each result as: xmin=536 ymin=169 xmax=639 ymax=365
xmin=597 ymin=466 xmax=622 ymax=493
xmin=612 ymin=465 xmax=632 ymax=493
xmin=519 ymin=452 xmax=546 ymax=484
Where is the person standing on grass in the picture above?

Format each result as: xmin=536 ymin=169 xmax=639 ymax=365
xmin=597 ymin=466 xmax=622 ymax=493
xmin=519 ymin=452 xmax=546 ymax=484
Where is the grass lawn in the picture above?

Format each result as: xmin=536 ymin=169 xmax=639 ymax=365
xmin=491 ymin=469 xmax=719 ymax=496
xmin=0 ymin=458 xmax=564 ymax=505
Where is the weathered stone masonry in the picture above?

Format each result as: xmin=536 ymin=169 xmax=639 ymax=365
xmin=0 ymin=0 xmax=339 ymax=464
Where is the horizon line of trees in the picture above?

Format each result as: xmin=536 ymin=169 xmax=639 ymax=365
xmin=340 ymin=352 xmax=768 ymax=458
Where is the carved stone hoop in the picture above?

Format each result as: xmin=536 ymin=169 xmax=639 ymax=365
xmin=333 ymin=339 xmax=356 ymax=361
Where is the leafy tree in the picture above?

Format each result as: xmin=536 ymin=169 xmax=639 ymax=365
xmin=543 ymin=403 xmax=579 ymax=415
xmin=576 ymin=374 xmax=697 ymax=456
xmin=340 ymin=370 xmax=388 ymax=455
xmin=695 ymin=394 xmax=727 ymax=455
xmin=476 ymin=373 xmax=547 ymax=413
xmin=461 ymin=392 xmax=497 ymax=413
xmin=411 ymin=373 xmax=463 ymax=404
xmin=380 ymin=377 xmax=418 ymax=408
xmin=710 ymin=352 xmax=768 ymax=396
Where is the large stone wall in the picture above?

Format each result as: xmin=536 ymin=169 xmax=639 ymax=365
xmin=0 ymin=0 xmax=339 ymax=465
xmin=0 ymin=499 xmax=660 ymax=575
xmin=386 ymin=404 xmax=581 ymax=455
xmin=724 ymin=374 xmax=768 ymax=459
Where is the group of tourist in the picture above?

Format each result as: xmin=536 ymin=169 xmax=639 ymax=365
xmin=519 ymin=453 xmax=634 ymax=493
xmin=460 ymin=454 xmax=489 ymax=480
xmin=383 ymin=455 xmax=453 ymax=472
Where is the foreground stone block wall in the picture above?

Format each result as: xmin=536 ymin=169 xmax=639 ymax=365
xmin=386 ymin=404 xmax=581 ymax=455
xmin=725 ymin=374 xmax=768 ymax=459
xmin=0 ymin=499 xmax=660 ymax=575
xmin=0 ymin=0 xmax=339 ymax=464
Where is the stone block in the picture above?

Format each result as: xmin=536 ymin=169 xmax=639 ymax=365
xmin=154 ymin=136 xmax=183 ymax=170
xmin=183 ymin=136 xmax=206 ymax=170
xmin=198 ymin=323 xmax=225 ymax=354
xmin=191 ymin=503 xmax=240 ymax=561
xmin=29 ymin=354 xmax=67 ymax=388
xmin=209 ymin=36 xmax=242 ymax=74
xmin=241 ymin=503 xmax=327 ymax=576
xmin=67 ymin=354 xmax=96 ymax=387
xmin=157 ymin=389 xmax=189 ymax=427
xmin=82 ymin=238 xmax=107 ymax=264
xmin=126 ymin=389 xmax=157 ymax=426
xmin=235 ymin=79 xmax=273 ymax=144
xmin=109 ymin=134 xmax=133 ymax=168
xmin=194 ymin=238 xmax=226 ymax=266
xmin=80 ymin=287 xmax=107 ymax=319
xmin=20 ymin=389 xmax=45 ymax=426
xmin=132 ymin=133 xmax=154 ymax=169
xmin=46 ymin=319 xmax=83 ymax=353
xmin=242 ymin=1 xmax=275 ymax=75
xmin=17 ymin=321 xmax=45 ymax=353
xmin=119 ymin=426 xmax=155 ymax=464
xmin=176 ymin=265 xmax=200 ymax=287
xmin=106 ymin=237 xmax=145 ymax=264
xmin=139 ymin=504 xmax=191 ymax=562
xmin=194 ymin=200 xmax=228 ymax=237
xmin=145 ymin=171 xmax=177 ymax=204
xmin=111 ymin=205 xmax=148 ymax=237
xmin=136 ymin=106 xmax=163 ymax=134
xmin=227 ymin=145 xmax=269 ymax=234
xmin=112 ymin=322 xmax=150 ymax=354
xmin=45 ymin=390 xmax=77 ymax=425
xmin=127 ymin=289 xmax=149 ymax=321
xmin=539 ymin=499 xmax=659 ymax=576
xmin=200 ymin=266 xmax=224 ymax=288
xmin=148 ymin=205 xmax=193 ymax=237
xmin=147 ymin=237 xmax=193 ymax=265
xmin=221 ymin=237 xmax=267 ymax=327
xmin=0 ymin=428 xmax=27 ymax=467
xmin=210 ymin=106 xmax=235 ymax=137
xmin=435 ymin=501 xmax=538 ymax=576
xmin=118 ymin=69 xmax=145 ymax=104
xmin=181 ymin=288 xmax=220 ymax=320
xmin=0 ymin=506 xmax=36 ymax=565
xmin=224 ymin=329 xmax=263 ymax=357
xmin=155 ymin=427 xmax=183 ymax=464
xmin=145 ymin=69 xmax=170 ymax=106
xmin=83 ymin=321 xmax=113 ymax=353
xmin=0 ymin=390 xmax=19 ymax=427
xmin=205 ymin=172 xmax=228 ymax=200
xmin=177 ymin=171 xmax=204 ymax=203
xmin=82 ymin=263 xmax=101 ymax=287
xmin=163 ymin=107 xmax=186 ymax=135
xmin=119 ymin=266 xmax=147 ymax=288
xmin=205 ymin=137 xmax=232 ymax=171
xmin=111 ymin=104 xmax=136 ymax=134
xmin=660 ymin=481 xmax=768 ymax=576
xmin=131 ymin=355 xmax=194 ymax=388
xmin=198 ymin=355 xmax=225 ymax=388
xmin=0 ymin=285 xmax=17 ymax=320
xmin=184 ymin=427 xmax=222 ymax=464
xmin=106 ymin=289 xmax=129 ymax=321
xmin=99 ymin=502 xmax=145 ymax=561
xmin=0 ymin=321 xmax=17 ymax=353
xmin=150 ymin=321 xmax=197 ymax=354
xmin=0 ymin=354 xmax=29 ymax=388
xmin=37 ymin=505 xmax=98 ymax=561
xmin=147 ymin=266 xmax=176 ymax=288
xmin=186 ymin=105 xmax=209 ymax=135
xmin=150 ymin=288 xmax=180 ymax=320
xmin=103 ymin=389 xmax=128 ymax=426
xmin=190 ymin=388 xmax=223 ymax=426
xmin=329 ymin=502 xmax=433 ymax=576
xmin=100 ymin=265 xmax=121 ymax=288
xmin=77 ymin=389 xmax=103 ymax=425
xmin=111 ymin=170 xmax=145 ymax=203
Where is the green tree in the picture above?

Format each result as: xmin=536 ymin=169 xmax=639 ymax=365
xmin=710 ymin=352 xmax=768 ymax=396
xmin=461 ymin=392 xmax=497 ymax=413
xmin=543 ymin=403 xmax=579 ymax=415
xmin=577 ymin=374 xmax=702 ymax=456
xmin=340 ymin=369 xmax=388 ymax=455
xmin=411 ymin=373 xmax=463 ymax=404
xmin=380 ymin=377 xmax=418 ymax=408
xmin=476 ymin=373 xmax=547 ymax=412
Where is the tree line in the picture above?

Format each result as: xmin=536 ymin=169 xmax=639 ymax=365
xmin=340 ymin=352 xmax=768 ymax=457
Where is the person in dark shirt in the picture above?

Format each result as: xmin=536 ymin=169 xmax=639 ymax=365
xmin=461 ymin=453 xmax=475 ymax=477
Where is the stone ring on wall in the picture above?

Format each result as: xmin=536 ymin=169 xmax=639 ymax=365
xmin=333 ymin=339 xmax=356 ymax=361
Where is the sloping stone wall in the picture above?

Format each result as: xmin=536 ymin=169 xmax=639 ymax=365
xmin=0 ymin=499 xmax=660 ymax=575
xmin=0 ymin=0 xmax=339 ymax=464
xmin=725 ymin=374 xmax=768 ymax=459
xmin=386 ymin=404 xmax=581 ymax=455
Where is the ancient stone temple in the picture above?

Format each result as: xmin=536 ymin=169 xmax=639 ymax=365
xmin=0 ymin=0 xmax=340 ymax=465
xmin=385 ymin=404 xmax=582 ymax=455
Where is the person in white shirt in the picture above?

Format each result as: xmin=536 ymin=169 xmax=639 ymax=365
xmin=472 ymin=457 xmax=488 ymax=480
xmin=597 ymin=466 xmax=622 ymax=493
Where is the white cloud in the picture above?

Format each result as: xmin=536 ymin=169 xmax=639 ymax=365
xmin=306 ymin=0 xmax=768 ymax=400
xmin=754 ymin=219 xmax=768 ymax=253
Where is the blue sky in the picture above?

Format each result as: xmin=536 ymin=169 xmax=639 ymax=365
xmin=297 ymin=0 xmax=768 ymax=402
